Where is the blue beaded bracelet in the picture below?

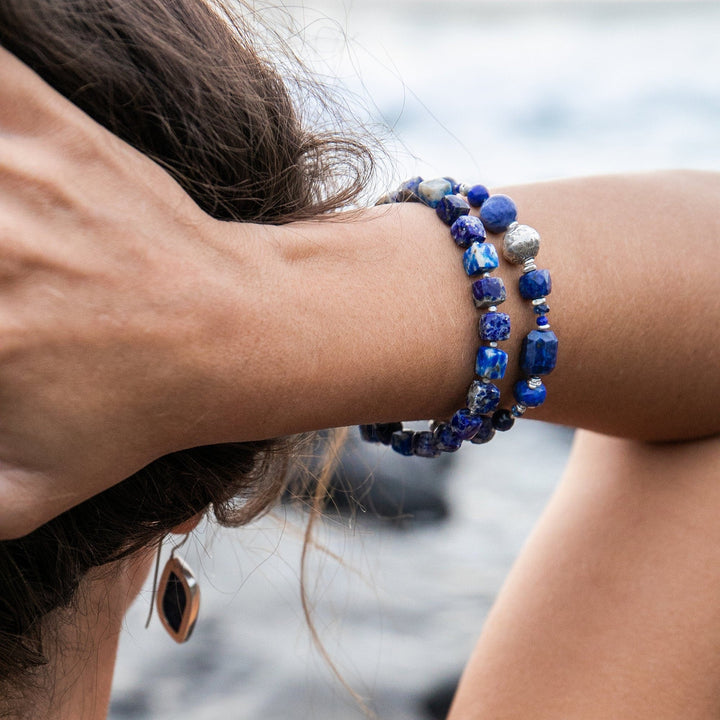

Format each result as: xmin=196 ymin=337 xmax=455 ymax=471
xmin=359 ymin=177 xmax=558 ymax=458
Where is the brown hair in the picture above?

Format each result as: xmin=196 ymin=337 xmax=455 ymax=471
xmin=0 ymin=0 xmax=373 ymax=701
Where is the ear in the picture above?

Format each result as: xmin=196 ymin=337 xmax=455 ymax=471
xmin=169 ymin=512 xmax=203 ymax=536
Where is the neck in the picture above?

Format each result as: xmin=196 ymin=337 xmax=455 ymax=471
xmin=20 ymin=551 xmax=153 ymax=720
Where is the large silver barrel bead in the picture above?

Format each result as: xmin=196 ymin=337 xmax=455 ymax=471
xmin=503 ymin=223 xmax=540 ymax=264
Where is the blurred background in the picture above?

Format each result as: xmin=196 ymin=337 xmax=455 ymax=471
xmin=110 ymin=2 xmax=720 ymax=718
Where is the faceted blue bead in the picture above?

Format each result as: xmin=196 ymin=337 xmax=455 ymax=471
xmin=520 ymin=330 xmax=559 ymax=376
xmin=492 ymin=408 xmax=515 ymax=431
xmin=413 ymin=431 xmax=441 ymax=458
xmin=434 ymin=423 xmax=463 ymax=452
xmin=469 ymin=415 xmax=495 ymax=444
xmin=399 ymin=176 xmax=423 ymax=195
xmin=513 ymin=379 xmax=547 ymax=407
xmin=359 ymin=424 xmax=379 ymax=442
xmin=519 ymin=269 xmax=552 ymax=300
xmin=533 ymin=303 xmax=550 ymax=315
xmin=417 ymin=178 xmax=453 ymax=208
xmin=467 ymin=184 xmax=490 ymax=208
xmin=476 ymin=346 xmax=508 ymax=379
xmin=467 ymin=380 xmax=501 ymax=414
xmin=436 ymin=194 xmax=470 ymax=226
xmin=391 ymin=430 xmax=415 ymax=456
xmin=374 ymin=422 xmax=403 ymax=445
xmin=463 ymin=242 xmax=499 ymax=276
xmin=472 ymin=276 xmax=506 ymax=308
xmin=450 ymin=215 xmax=486 ymax=248
xmin=449 ymin=408 xmax=483 ymax=440
xmin=479 ymin=312 xmax=511 ymax=342
xmin=479 ymin=194 xmax=518 ymax=233
xmin=442 ymin=177 xmax=459 ymax=193
xmin=536 ymin=315 xmax=549 ymax=327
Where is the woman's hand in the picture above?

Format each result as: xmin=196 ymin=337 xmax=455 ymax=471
xmin=0 ymin=47 xmax=232 ymax=538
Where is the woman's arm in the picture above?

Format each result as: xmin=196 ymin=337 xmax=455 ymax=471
xmin=0 ymin=46 xmax=718 ymax=538
xmin=447 ymin=431 xmax=720 ymax=719
xmin=215 ymin=171 xmax=719 ymax=444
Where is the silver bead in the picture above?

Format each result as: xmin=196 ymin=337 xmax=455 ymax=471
xmin=458 ymin=183 xmax=472 ymax=196
xmin=489 ymin=341 xmax=498 ymax=348
xmin=523 ymin=258 xmax=537 ymax=274
xmin=528 ymin=376 xmax=542 ymax=389
xmin=511 ymin=403 xmax=527 ymax=418
xmin=537 ymin=323 xmax=551 ymax=331
xmin=488 ymin=305 xmax=498 ymax=313
xmin=531 ymin=297 xmax=548 ymax=306
xmin=503 ymin=224 xmax=540 ymax=264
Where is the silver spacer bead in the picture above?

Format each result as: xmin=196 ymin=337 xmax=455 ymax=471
xmin=489 ymin=341 xmax=498 ymax=348
xmin=503 ymin=224 xmax=541 ymax=264
xmin=429 ymin=420 xmax=443 ymax=433
xmin=537 ymin=323 xmax=551 ymax=331
xmin=523 ymin=258 xmax=537 ymax=274
xmin=511 ymin=403 xmax=527 ymax=417
xmin=458 ymin=183 xmax=472 ymax=196
xmin=532 ymin=297 xmax=548 ymax=306
xmin=528 ymin=376 xmax=543 ymax=389
xmin=488 ymin=305 xmax=498 ymax=313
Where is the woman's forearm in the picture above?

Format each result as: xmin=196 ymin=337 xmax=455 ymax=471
xmin=1 ymin=43 xmax=717 ymax=538
xmin=194 ymin=170 xmax=720 ymax=445
xmin=447 ymin=431 xmax=720 ymax=719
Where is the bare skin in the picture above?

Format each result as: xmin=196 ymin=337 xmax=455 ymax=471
xmin=0 ymin=47 xmax=718 ymax=540
xmin=448 ymin=432 xmax=720 ymax=719
xmin=1 ymin=44 xmax=720 ymax=720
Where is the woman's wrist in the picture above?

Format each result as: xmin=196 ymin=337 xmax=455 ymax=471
xmin=195 ymin=171 xmax=720 ymax=447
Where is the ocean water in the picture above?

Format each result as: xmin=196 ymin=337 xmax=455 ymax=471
xmin=111 ymin=2 xmax=720 ymax=719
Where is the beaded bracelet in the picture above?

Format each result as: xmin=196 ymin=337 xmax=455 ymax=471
xmin=359 ymin=177 xmax=558 ymax=458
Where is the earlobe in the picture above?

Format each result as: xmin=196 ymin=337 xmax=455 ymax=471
xmin=169 ymin=512 xmax=203 ymax=536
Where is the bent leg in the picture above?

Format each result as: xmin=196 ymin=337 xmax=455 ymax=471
xmin=449 ymin=430 xmax=720 ymax=719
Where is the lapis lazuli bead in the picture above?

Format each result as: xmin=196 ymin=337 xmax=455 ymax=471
xmin=467 ymin=184 xmax=490 ymax=208
xmin=492 ymin=408 xmax=515 ymax=431
xmin=391 ymin=430 xmax=414 ymax=456
xmin=519 ymin=269 xmax=552 ymax=300
xmin=536 ymin=315 xmax=549 ymax=327
xmin=472 ymin=276 xmax=506 ymax=308
xmin=533 ymin=303 xmax=550 ymax=315
xmin=450 ymin=215 xmax=486 ymax=249
xmin=413 ymin=431 xmax=440 ymax=458
xmin=374 ymin=422 xmax=404 ymax=445
xmin=443 ymin=177 xmax=459 ymax=193
xmin=467 ymin=380 xmax=501 ymax=414
xmin=463 ymin=242 xmax=499 ymax=276
xmin=476 ymin=346 xmax=508 ymax=380
xmin=359 ymin=424 xmax=378 ymax=442
xmin=417 ymin=178 xmax=453 ymax=208
xmin=449 ymin=408 xmax=483 ymax=440
xmin=434 ymin=423 xmax=463 ymax=452
xmin=513 ymin=379 xmax=547 ymax=407
xmin=400 ymin=176 xmax=423 ymax=194
xmin=521 ymin=329 xmax=559 ymax=375
xmin=479 ymin=312 xmax=511 ymax=342
xmin=436 ymin=194 xmax=470 ymax=226
xmin=469 ymin=415 xmax=495 ymax=444
xmin=479 ymin=194 xmax=517 ymax=234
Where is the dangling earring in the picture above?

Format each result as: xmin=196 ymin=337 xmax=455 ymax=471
xmin=146 ymin=534 xmax=200 ymax=643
